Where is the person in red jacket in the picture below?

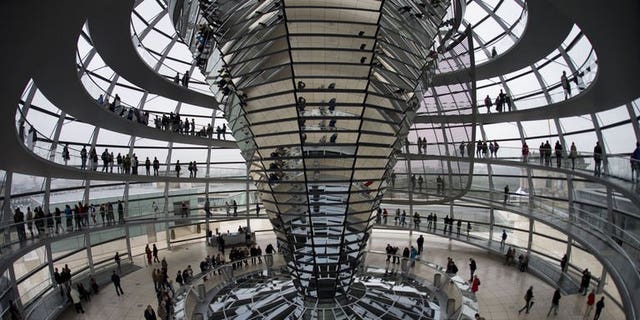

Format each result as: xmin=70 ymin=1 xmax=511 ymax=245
xmin=471 ymin=275 xmax=481 ymax=293
xmin=584 ymin=290 xmax=596 ymax=318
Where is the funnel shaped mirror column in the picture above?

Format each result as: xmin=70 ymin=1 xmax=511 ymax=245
xmin=177 ymin=0 xmax=450 ymax=299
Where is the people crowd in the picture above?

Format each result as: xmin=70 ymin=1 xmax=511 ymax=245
xmin=96 ymin=93 xmax=228 ymax=140
xmin=12 ymin=200 xmax=127 ymax=242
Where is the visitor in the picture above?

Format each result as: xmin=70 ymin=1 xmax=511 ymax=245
xmin=144 ymin=305 xmax=157 ymax=320
xmin=593 ymin=141 xmax=603 ymax=176
xmin=416 ymin=235 xmax=424 ymax=254
xmin=182 ymin=70 xmax=190 ymax=87
xmin=518 ymin=286 xmax=534 ymax=314
xmin=561 ymin=71 xmax=571 ymax=99
xmin=594 ymin=297 xmax=605 ymax=320
xmin=503 ymin=185 xmax=509 ymax=204
xmin=111 ymin=270 xmax=124 ymax=296
xmin=547 ymin=288 xmax=561 ymax=317
xmin=569 ymin=142 xmax=578 ymax=170
xmin=484 ymin=95 xmax=492 ymax=113
xmin=471 ymin=275 xmax=481 ymax=294
xmin=469 ymin=258 xmax=477 ymax=281
xmin=500 ymin=230 xmax=507 ymax=250
xmin=554 ymin=141 xmax=563 ymax=168
xmin=70 ymin=287 xmax=85 ymax=313
xmin=584 ymin=290 xmax=596 ymax=318
xmin=631 ymin=142 xmax=640 ymax=182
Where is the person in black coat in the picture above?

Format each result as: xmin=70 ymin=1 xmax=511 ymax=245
xmin=144 ymin=305 xmax=157 ymax=320
xmin=111 ymin=271 xmax=124 ymax=296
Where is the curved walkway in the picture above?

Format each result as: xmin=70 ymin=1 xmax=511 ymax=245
xmin=87 ymin=0 xmax=220 ymax=109
xmin=432 ymin=0 xmax=574 ymax=86
xmin=33 ymin=56 xmax=234 ymax=148
xmin=56 ymin=235 xmax=625 ymax=320
xmin=386 ymin=194 xmax=640 ymax=320
xmin=374 ymin=223 xmax=581 ymax=295
xmin=0 ymin=213 xmax=256 ymax=272
xmin=0 ymin=1 xmax=231 ymax=177
xmin=416 ymin=1 xmax=640 ymax=125
xmin=402 ymin=152 xmax=640 ymax=207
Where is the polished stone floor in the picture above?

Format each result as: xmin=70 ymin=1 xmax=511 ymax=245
xmin=59 ymin=229 xmax=625 ymax=320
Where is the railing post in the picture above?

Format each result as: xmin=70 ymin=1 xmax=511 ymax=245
xmin=246 ymin=163 xmax=251 ymax=227
xmin=597 ymin=269 xmax=607 ymax=294
xmin=527 ymin=218 xmax=534 ymax=254
xmin=488 ymin=208 xmax=494 ymax=245
xmin=85 ymin=229 xmax=95 ymax=273
xmin=2 ymin=172 xmax=13 ymax=245
xmin=8 ymin=263 xmax=24 ymax=316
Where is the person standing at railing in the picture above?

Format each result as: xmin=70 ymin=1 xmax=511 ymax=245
xmin=62 ymin=144 xmax=70 ymax=165
xmin=484 ymin=95 xmax=492 ymax=113
xmin=109 ymin=152 xmax=115 ymax=173
xmin=91 ymin=148 xmax=99 ymax=171
xmin=54 ymin=207 xmax=62 ymax=234
xmin=123 ymin=154 xmax=131 ymax=174
xmin=504 ymin=185 xmax=509 ymax=204
xmin=117 ymin=201 xmax=124 ymax=224
xmin=107 ymin=202 xmax=115 ymax=226
xmin=101 ymin=149 xmax=109 ymax=172
xmin=482 ymin=141 xmax=488 ymax=158
xmin=561 ymin=71 xmax=571 ymax=100
xmin=593 ymin=141 xmax=603 ymax=177
xmin=18 ymin=121 xmax=25 ymax=143
xmin=13 ymin=208 xmax=26 ymax=242
xmin=26 ymin=125 xmax=36 ymax=151
xmin=153 ymin=157 xmax=160 ymax=176
xmin=64 ymin=204 xmax=72 ymax=231
xmin=204 ymin=197 xmax=211 ymax=217
xmin=459 ymin=142 xmax=465 ymax=157
xmin=79 ymin=146 xmax=87 ymax=170
xmin=145 ymin=157 xmax=151 ymax=176
xmin=132 ymin=155 xmax=139 ymax=175
xmin=569 ymin=142 xmax=578 ymax=170
xmin=539 ymin=142 xmax=545 ymax=164
xmin=175 ymin=160 xmax=181 ymax=177
xmin=495 ymin=94 xmax=503 ymax=113
xmin=416 ymin=235 xmax=424 ymax=254
xmin=500 ymin=230 xmax=507 ymax=250
xmin=544 ymin=141 xmax=552 ymax=166
xmin=554 ymin=141 xmax=563 ymax=168
xmin=182 ymin=70 xmax=190 ymax=88
xmin=116 ymin=153 xmax=122 ymax=173
xmin=630 ymin=142 xmax=640 ymax=182
xmin=26 ymin=207 xmax=34 ymax=239
xmin=99 ymin=204 xmax=106 ymax=226
xmin=522 ymin=142 xmax=530 ymax=162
